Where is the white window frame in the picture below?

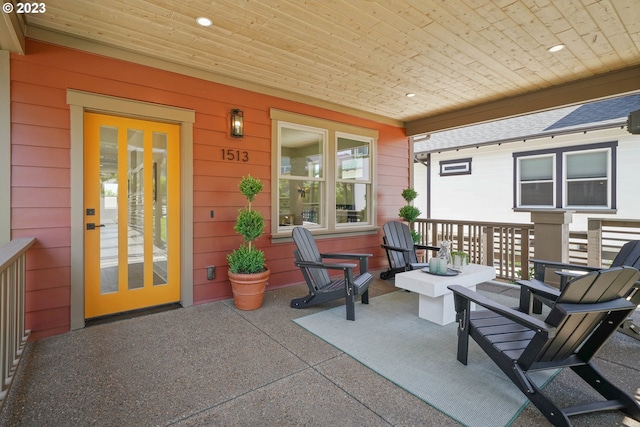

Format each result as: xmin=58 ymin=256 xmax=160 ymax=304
xmin=563 ymin=148 xmax=611 ymax=209
xmin=276 ymin=121 xmax=327 ymax=230
xmin=335 ymin=132 xmax=373 ymax=228
xmin=270 ymin=109 xmax=378 ymax=238
xmin=516 ymin=154 xmax=555 ymax=208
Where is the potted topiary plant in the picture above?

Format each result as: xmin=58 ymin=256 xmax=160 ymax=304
xmin=398 ymin=188 xmax=425 ymax=261
xmin=226 ymin=175 xmax=270 ymax=310
xmin=398 ymin=188 xmax=422 ymax=243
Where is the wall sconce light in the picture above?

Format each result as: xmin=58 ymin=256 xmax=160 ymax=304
xmin=230 ymin=109 xmax=244 ymax=138
xmin=298 ymin=187 xmax=309 ymax=198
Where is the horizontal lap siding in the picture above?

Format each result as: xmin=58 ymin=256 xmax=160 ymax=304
xmin=11 ymin=39 xmax=408 ymax=337
xmin=11 ymin=56 xmax=72 ymax=344
xmin=377 ymin=129 xmax=411 ymax=228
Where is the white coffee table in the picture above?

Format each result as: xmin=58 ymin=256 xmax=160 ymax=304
xmin=395 ymin=264 xmax=496 ymax=325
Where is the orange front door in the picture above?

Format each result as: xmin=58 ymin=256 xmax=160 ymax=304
xmin=83 ymin=112 xmax=181 ymax=318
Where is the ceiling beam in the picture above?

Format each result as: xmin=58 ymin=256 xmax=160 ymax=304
xmin=0 ymin=7 xmax=25 ymax=54
xmin=405 ymin=65 xmax=640 ymax=136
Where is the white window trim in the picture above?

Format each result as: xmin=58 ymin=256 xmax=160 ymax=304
xmin=562 ymin=148 xmax=611 ymax=209
xmin=270 ymin=109 xmax=378 ymax=238
xmin=277 ymin=121 xmax=327 ymax=230
xmin=335 ymin=131 xmax=373 ymax=229
xmin=517 ymin=153 xmax=555 ymax=208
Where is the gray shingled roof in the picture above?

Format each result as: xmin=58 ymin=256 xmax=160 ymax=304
xmin=414 ymin=93 xmax=640 ymax=154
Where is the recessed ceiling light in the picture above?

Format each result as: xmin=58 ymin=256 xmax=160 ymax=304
xmin=406 ymin=93 xmax=416 ymax=98
xmin=548 ymin=44 xmax=565 ymax=53
xmin=196 ymin=17 xmax=213 ymax=27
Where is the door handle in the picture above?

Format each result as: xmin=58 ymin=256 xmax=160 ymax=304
xmin=86 ymin=223 xmax=106 ymax=230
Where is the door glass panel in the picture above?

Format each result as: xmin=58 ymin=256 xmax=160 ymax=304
xmin=152 ymin=132 xmax=168 ymax=285
xmin=128 ymin=129 xmax=145 ymax=290
xmin=100 ymin=126 xmax=119 ymax=294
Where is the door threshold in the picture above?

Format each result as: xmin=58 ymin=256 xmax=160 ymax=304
xmin=85 ymin=303 xmax=182 ymax=327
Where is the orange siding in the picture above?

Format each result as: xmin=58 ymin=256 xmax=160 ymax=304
xmin=11 ymin=39 xmax=410 ymax=338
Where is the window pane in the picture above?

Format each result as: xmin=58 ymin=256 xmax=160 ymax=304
xmin=567 ymin=180 xmax=607 ymax=206
xmin=337 ymin=137 xmax=370 ymax=181
xmin=520 ymin=157 xmax=552 ymax=181
xmin=520 ymin=182 xmax=553 ymax=206
xmin=336 ymin=182 xmax=369 ymax=224
xmin=281 ymin=127 xmax=323 ymax=178
xmin=566 ymin=151 xmax=606 ymax=179
xmin=278 ymin=178 xmax=322 ymax=226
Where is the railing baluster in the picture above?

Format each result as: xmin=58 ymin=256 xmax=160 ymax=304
xmin=521 ymin=230 xmax=530 ymax=280
xmin=415 ymin=219 xmax=533 ymax=282
xmin=413 ymin=217 xmax=640 ymax=282
xmin=1 ymin=271 xmax=7 ymax=400
xmin=0 ymin=238 xmax=35 ymax=410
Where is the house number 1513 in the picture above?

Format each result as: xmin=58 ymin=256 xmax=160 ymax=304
xmin=221 ymin=148 xmax=249 ymax=162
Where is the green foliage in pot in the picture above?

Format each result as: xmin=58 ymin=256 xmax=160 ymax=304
xmin=398 ymin=205 xmax=421 ymax=223
xmin=398 ymin=188 xmax=422 ymax=243
xmin=227 ymin=175 xmax=267 ymax=274
xmin=451 ymin=251 xmax=469 ymax=263
xmin=401 ymin=188 xmax=418 ymax=203
xmin=234 ymin=209 xmax=264 ymax=242
xmin=227 ymin=244 xmax=265 ymax=274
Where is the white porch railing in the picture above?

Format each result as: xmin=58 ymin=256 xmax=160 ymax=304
xmin=0 ymin=238 xmax=35 ymax=410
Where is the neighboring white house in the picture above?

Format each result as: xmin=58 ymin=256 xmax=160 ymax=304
xmin=413 ymin=94 xmax=640 ymax=233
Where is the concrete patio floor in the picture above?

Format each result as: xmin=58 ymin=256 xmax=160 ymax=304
xmin=0 ymin=273 xmax=638 ymax=426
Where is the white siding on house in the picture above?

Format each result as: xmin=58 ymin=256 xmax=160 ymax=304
xmin=415 ymin=127 xmax=640 ymax=233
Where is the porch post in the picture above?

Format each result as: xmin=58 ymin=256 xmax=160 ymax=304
xmin=587 ymin=218 xmax=603 ymax=266
xmin=530 ymin=210 xmax=573 ymax=286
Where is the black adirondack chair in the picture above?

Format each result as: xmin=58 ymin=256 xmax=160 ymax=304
xmin=290 ymin=227 xmax=373 ymax=321
xmin=380 ymin=221 xmax=439 ymax=279
xmin=449 ymin=266 xmax=640 ymax=427
xmin=519 ymin=240 xmax=640 ymax=340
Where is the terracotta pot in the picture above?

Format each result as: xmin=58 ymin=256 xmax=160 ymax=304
xmin=415 ymin=249 xmax=427 ymax=263
xmin=228 ymin=268 xmax=270 ymax=310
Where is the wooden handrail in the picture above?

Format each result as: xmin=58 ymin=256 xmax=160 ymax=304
xmin=0 ymin=238 xmax=36 ymax=271
xmin=414 ymin=219 xmax=533 ymax=282
xmin=413 ymin=217 xmax=640 ymax=281
xmin=0 ymin=237 xmax=35 ymax=410
xmin=587 ymin=218 xmax=640 ymax=267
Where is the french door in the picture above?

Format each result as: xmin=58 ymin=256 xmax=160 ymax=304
xmin=84 ymin=112 xmax=180 ymax=318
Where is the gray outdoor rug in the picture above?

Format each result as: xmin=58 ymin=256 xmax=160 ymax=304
xmin=294 ymin=290 xmax=558 ymax=427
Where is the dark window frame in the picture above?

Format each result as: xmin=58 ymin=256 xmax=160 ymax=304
xmin=439 ymin=157 xmax=472 ymax=176
xmin=513 ymin=141 xmax=617 ymax=210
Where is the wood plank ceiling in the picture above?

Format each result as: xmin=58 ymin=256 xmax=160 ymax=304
xmin=8 ymin=0 xmax=640 ymax=133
